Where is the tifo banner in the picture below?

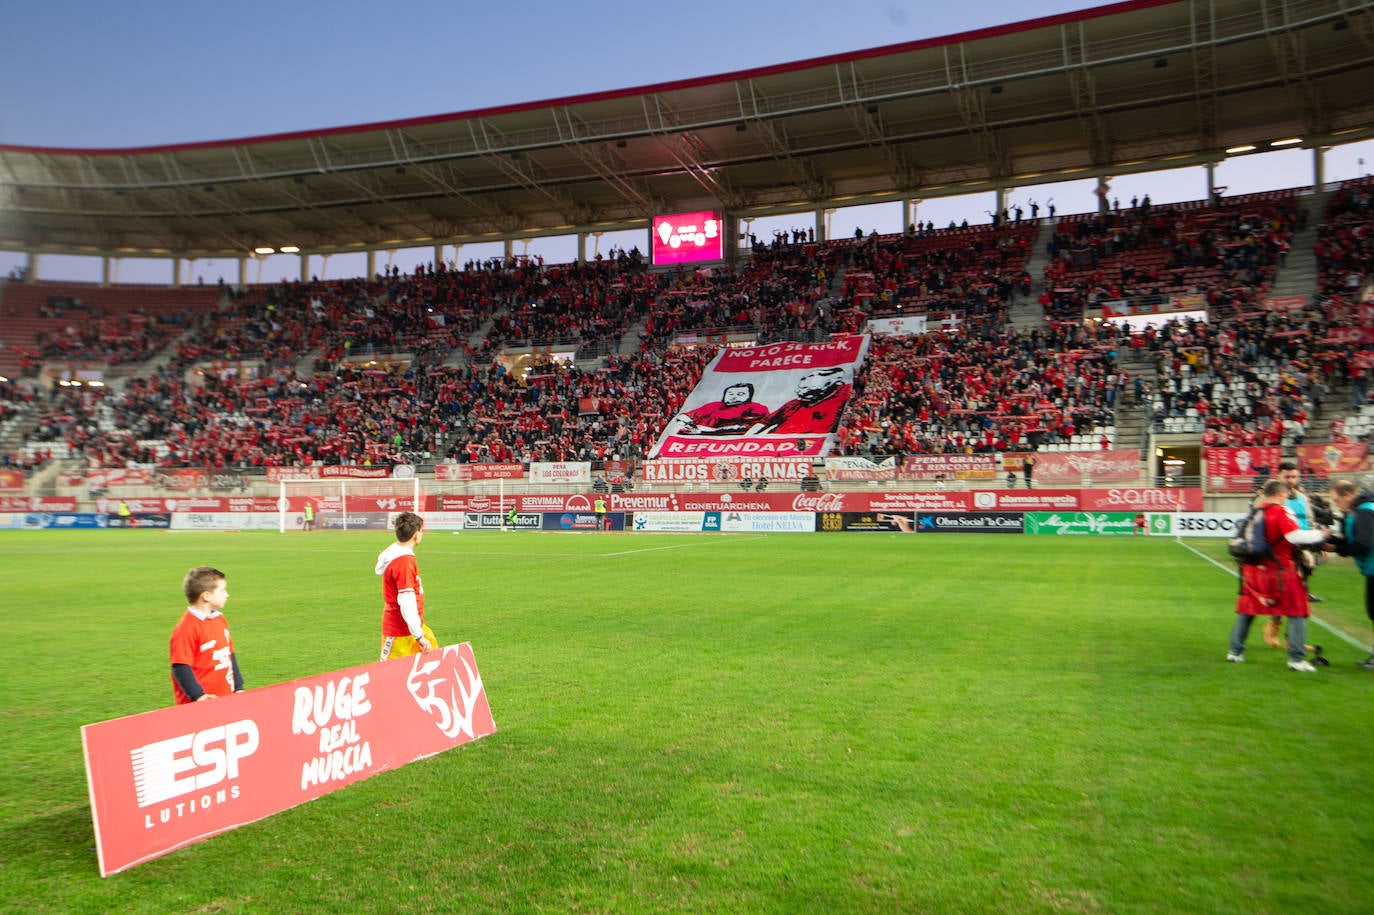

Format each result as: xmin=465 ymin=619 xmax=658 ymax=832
xmin=1327 ymin=327 xmax=1374 ymax=346
xmin=1205 ymin=446 xmax=1282 ymax=491
xmin=0 ymin=469 xmax=24 ymax=492
xmin=1295 ymin=442 xmax=1369 ymax=476
xmin=0 ymin=496 xmax=78 ymax=511
xmin=76 ymin=467 xmax=156 ymax=488
xmin=82 ymin=644 xmax=496 ymax=877
xmin=148 ymin=468 xmax=210 ymax=492
xmin=264 ymin=466 xmax=393 ymax=483
xmin=643 ymin=457 xmax=812 ymax=485
xmin=865 ymin=315 xmax=928 ymax=336
xmin=528 ymin=462 xmax=591 ymax=485
xmin=898 ymin=454 xmax=997 ymax=481
xmin=1003 ymin=450 xmax=1141 ymax=483
xmin=1263 ymin=294 xmax=1308 ymax=312
xmin=103 ymin=496 xmax=285 ymax=513
xmin=649 ymin=336 xmax=871 ymax=459
xmin=825 ymin=456 xmax=899 ymax=482
xmin=1101 ymin=296 xmax=1202 ymax=318
xmin=434 ymin=463 xmax=524 ymax=482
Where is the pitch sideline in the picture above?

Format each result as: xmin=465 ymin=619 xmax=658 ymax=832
xmin=1172 ymin=536 xmax=1371 ymax=652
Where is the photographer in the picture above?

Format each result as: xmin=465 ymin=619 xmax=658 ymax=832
xmin=1328 ymin=480 xmax=1374 ymax=669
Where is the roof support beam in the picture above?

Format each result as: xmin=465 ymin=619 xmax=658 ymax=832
xmin=1190 ymin=0 xmax=1221 ymax=152
xmin=1263 ymin=1 xmax=1330 ymax=134
xmin=1062 ymin=22 xmax=1112 ymax=167
xmin=553 ymin=108 xmax=661 ymax=214
xmin=310 ymin=139 xmax=438 ymax=243
xmin=946 ymin=46 xmax=1009 ymax=178
xmin=841 ymin=62 xmax=918 ymax=192
xmin=643 ymin=96 xmax=737 ymax=208
xmin=736 ymin=81 xmax=829 ymax=201
xmin=472 ymin=119 xmax=586 ymax=223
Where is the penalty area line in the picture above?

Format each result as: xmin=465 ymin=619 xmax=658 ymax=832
xmin=1172 ymin=537 xmax=1371 ymax=652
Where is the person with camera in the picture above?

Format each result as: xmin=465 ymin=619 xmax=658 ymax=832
xmin=1226 ymin=479 xmax=1328 ymax=671
xmin=1327 ymin=480 xmax=1374 ymax=668
xmin=1263 ymin=462 xmax=1325 ymax=647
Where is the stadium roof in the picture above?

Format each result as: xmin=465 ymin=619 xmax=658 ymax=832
xmin=1 ymin=0 xmax=1371 ymax=259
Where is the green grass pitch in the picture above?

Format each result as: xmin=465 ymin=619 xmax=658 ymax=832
xmin=3 ymin=529 xmax=1373 ymax=914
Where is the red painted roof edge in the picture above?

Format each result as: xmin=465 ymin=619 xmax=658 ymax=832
xmin=0 ymin=0 xmax=1179 ymax=157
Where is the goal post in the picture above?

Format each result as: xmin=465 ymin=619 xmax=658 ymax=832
xmin=277 ymin=476 xmax=423 ymax=532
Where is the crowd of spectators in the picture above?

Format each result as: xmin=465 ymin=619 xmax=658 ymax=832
xmin=0 ymin=378 xmax=49 ymax=470
xmin=4 ymin=182 xmax=1374 ymax=477
xmin=1040 ymin=192 xmax=1300 ymax=323
xmin=1315 ymin=178 xmax=1373 ymax=302
xmin=838 ymin=321 xmax=1120 ymax=456
xmin=1138 ymin=315 xmax=1308 ymax=444
xmin=842 ymin=222 xmax=1036 ymax=320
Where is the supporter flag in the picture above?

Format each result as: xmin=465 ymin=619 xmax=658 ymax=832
xmin=650 ymin=335 xmax=870 ymax=459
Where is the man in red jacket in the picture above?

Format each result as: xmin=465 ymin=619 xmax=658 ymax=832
xmin=1226 ymin=479 xmax=1328 ymax=671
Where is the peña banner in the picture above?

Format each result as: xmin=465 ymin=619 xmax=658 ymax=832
xmin=81 ymin=643 xmax=496 ymax=876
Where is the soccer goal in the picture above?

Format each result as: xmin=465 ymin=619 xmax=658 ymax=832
xmin=276 ymin=476 xmax=424 ymax=532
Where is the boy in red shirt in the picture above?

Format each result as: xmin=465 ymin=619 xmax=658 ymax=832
xmin=376 ymin=511 xmax=437 ymax=661
xmin=169 ymin=566 xmax=244 ymax=704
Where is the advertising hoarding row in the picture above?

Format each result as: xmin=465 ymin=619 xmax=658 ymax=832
xmin=12 ymin=497 xmax=1251 ymax=542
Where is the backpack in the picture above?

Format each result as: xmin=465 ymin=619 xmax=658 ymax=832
xmin=1228 ymin=506 xmax=1275 ymax=565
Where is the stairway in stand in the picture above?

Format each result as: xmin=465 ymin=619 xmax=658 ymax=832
xmin=1007 ymin=219 xmax=1058 ymax=333
xmin=1114 ymin=348 xmax=1159 ymax=462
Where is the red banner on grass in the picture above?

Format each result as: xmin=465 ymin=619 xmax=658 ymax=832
xmin=82 ymin=644 xmax=496 ymax=876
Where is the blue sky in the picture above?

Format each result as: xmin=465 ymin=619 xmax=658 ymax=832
xmin=2 ymin=1 xmax=1370 ymax=282
xmin=3 ymin=1 xmax=1108 ymax=150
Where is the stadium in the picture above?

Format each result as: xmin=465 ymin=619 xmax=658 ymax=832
xmin=3 ymin=0 xmax=1374 ymax=910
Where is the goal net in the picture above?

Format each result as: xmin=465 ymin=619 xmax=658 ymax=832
xmin=276 ymin=477 xmax=424 ymax=532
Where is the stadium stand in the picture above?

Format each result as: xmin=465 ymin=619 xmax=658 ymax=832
xmin=4 ymin=181 xmax=1374 ymax=486
xmin=0 ymin=281 xmax=221 ymax=378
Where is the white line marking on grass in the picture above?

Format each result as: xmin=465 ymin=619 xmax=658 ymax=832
xmin=1173 ymin=538 xmax=1372 ymax=652
xmin=602 ymin=535 xmax=769 ymax=558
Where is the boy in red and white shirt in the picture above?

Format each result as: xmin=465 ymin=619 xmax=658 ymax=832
xmin=376 ymin=511 xmax=438 ymax=661
xmin=169 ymin=566 xmax=243 ymax=705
